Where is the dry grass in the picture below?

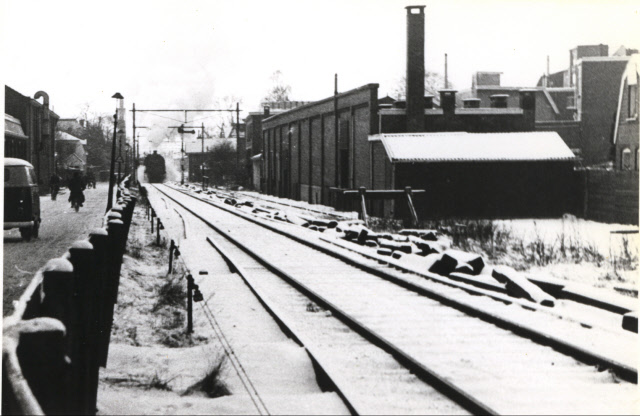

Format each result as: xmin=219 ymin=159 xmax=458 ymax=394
xmin=181 ymin=354 xmax=231 ymax=398
xmin=375 ymin=217 xmax=638 ymax=274
xmin=153 ymin=278 xmax=186 ymax=312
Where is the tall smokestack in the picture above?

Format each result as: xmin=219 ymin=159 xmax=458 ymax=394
xmin=406 ymin=5 xmax=425 ymax=132
xmin=445 ymin=53 xmax=448 ymax=89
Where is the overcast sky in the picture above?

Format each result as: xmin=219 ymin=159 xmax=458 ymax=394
xmin=2 ymin=0 xmax=639 ymax=139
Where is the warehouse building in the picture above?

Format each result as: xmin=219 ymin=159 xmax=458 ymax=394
xmin=261 ymin=5 xmax=576 ymax=219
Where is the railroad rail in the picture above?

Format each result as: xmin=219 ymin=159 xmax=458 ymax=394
xmin=148 ymin=184 xmax=638 ymax=415
xmin=187 ymin=184 xmax=357 ymax=221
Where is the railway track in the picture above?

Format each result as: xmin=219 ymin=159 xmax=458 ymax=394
xmin=148 ymin=184 xmax=638 ymax=415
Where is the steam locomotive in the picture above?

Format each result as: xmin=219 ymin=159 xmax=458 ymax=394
xmin=144 ymin=151 xmax=166 ymax=183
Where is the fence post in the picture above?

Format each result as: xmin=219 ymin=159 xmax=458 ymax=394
xmin=100 ymin=218 xmax=124 ymax=367
xmin=111 ymin=204 xmax=127 ymax=253
xmin=358 ymin=187 xmax=369 ymax=228
xmin=405 ymin=186 xmax=420 ymax=228
xmin=156 ymin=218 xmax=163 ymax=246
xmin=169 ymin=240 xmax=175 ymax=275
xmin=68 ymin=239 xmax=99 ymax=415
xmin=34 ymin=258 xmax=76 ymax=414
xmin=186 ymin=274 xmax=193 ymax=334
xmin=88 ymin=228 xmax=109 ymax=410
xmin=5 ymin=317 xmax=65 ymax=416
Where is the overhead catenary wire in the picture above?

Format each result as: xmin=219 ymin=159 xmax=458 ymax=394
xmin=142 ymin=112 xmax=186 ymax=123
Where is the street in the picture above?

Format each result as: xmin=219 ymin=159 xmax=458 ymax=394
xmin=3 ymin=183 xmax=109 ymax=316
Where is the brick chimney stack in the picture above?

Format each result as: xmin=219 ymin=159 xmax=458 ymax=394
xmin=519 ymin=89 xmax=536 ymax=130
xmin=406 ymin=6 xmax=426 ymax=132
xmin=439 ymin=89 xmax=457 ymax=116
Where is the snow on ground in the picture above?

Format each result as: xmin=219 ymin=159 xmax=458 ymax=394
xmin=3 ymin=183 xmax=110 ymax=316
xmin=180 ymin=182 xmax=640 ymax=298
xmin=98 ymin=190 xmax=348 ymax=415
xmin=493 ymin=217 xmax=639 ymax=293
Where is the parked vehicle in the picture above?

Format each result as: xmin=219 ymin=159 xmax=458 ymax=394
xmin=4 ymin=158 xmax=41 ymax=241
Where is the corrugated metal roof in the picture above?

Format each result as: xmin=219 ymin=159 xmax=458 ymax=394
xmin=370 ymin=131 xmax=575 ymax=163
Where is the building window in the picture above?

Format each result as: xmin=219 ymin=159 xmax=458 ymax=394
xmin=621 ymin=148 xmax=632 ymax=170
xmin=628 ymin=84 xmax=638 ymax=119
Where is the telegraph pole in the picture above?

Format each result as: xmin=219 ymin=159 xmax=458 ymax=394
xmin=132 ymin=103 xmax=136 ymax=185
xmin=201 ymin=122 xmax=205 ymax=191
xmin=236 ymin=103 xmax=240 ymax=173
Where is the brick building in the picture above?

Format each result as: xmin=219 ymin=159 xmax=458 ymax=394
xmin=612 ymin=54 xmax=639 ymax=171
xmin=261 ymin=6 xmax=576 ymax=219
xmin=4 ymin=86 xmax=59 ymax=193
xmin=244 ymin=101 xmax=310 ymax=191
xmin=465 ymin=45 xmax=637 ymax=166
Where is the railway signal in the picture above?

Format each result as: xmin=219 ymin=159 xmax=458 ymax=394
xmin=178 ymin=124 xmax=195 ymax=134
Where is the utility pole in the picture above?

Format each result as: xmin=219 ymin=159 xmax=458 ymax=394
xmin=181 ymin=111 xmax=187 ymax=184
xmin=236 ymin=102 xmax=240 ymax=175
xmin=132 ymin=103 xmax=136 ymax=185
xmin=106 ymin=111 xmax=118 ymax=211
xmin=201 ymin=122 xmax=205 ymax=191
xmin=334 ymin=74 xmax=339 ymax=187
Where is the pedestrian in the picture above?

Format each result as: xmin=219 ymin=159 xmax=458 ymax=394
xmin=68 ymin=171 xmax=86 ymax=208
xmin=49 ymin=173 xmax=61 ymax=200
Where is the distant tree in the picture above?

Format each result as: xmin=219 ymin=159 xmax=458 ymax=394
xmin=210 ymin=95 xmax=244 ymax=139
xmin=205 ymin=141 xmax=243 ymax=186
xmin=57 ymin=114 xmax=113 ymax=176
xmin=391 ymin=71 xmax=451 ymax=100
xmin=263 ymin=70 xmax=291 ymax=102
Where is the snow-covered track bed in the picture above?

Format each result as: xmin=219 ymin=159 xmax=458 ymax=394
xmin=154 ymin=184 xmax=638 ymax=415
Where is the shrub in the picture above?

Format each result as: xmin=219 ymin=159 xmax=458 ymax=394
xmin=181 ymin=354 xmax=231 ymax=398
xmin=153 ymin=278 xmax=186 ymax=311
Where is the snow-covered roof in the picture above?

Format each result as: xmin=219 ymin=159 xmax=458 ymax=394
xmin=57 ymin=131 xmax=87 ymax=145
xmin=5 ymin=114 xmax=28 ymax=139
xmin=369 ymin=131 xmax=575 ymax=163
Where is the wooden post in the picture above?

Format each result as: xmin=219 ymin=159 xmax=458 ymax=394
xmin=38 ymin=258 xmax=76 ymax=414
xmin=88 ymin=228 xmax=109 ymax=411
xmin=359 ymin=187 xmax=369 ymax=228
xmin=168 ymin=240 xmax=175 ymax=275
xmin=405 ymin=186 xmax=420 ymax=227
xmin=101 ymin=218 xmax=124 ymax=367
xmin=68 ymin=240 xmax=98 ymax=415
xmin=186 ymin=274 xmax=194 ymax=334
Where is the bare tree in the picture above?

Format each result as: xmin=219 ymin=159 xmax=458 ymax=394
xmin=209 ymin=95 xmax=243 ymax=138
xmin=391 ymin=71 xmax=450 ymax=100
xmin=263 ymin=70 xmax=291 ymax=102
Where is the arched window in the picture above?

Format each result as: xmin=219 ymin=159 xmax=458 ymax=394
xmin=621 ymin=148 xmax=632 ymax=170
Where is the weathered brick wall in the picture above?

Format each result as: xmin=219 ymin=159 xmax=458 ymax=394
xmin=577 ymin=169 xmax=639 ymax=225
xmin=614 ymin=78 xmax=639 ymax=170
xmin=262 ymin=84 xmax=379 ymax=206
xmin=580 ymin=60 xmax=628 ymax=165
